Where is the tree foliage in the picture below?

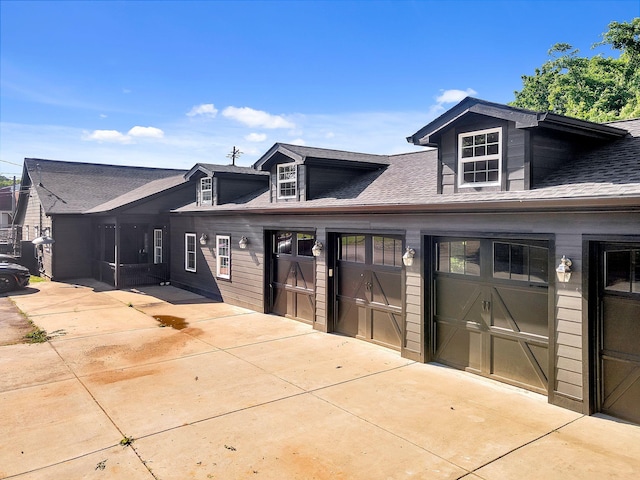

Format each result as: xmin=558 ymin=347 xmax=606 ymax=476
xmin=0 ymin=175 xmax=15 ymax=188
xmin=510 ymin=19 xmax=640 ymax=122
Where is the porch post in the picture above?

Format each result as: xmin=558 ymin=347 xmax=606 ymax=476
xmin=114 ymin=218 xmax=121 ymax=288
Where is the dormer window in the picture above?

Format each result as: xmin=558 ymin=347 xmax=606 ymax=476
xmin=277 ymin=164 xmax=297 ymax=199
xmin=200 ymin=177 xmax=212 ymax=205
xmin=458 ymin=127 xmax=502 ymax=187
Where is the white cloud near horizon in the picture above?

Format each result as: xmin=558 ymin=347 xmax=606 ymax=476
xmin=435 ymin=88 xmax=477 ymax=104
xmin=82 ymin=125 xmax=165 ymax=144
xmin=222 ymin=106 xmax=295 ymax=129
xmin=245 ymin=132 xmax=267 ymax=142
xmin=187 ymin=103 xmax=218 ymax=118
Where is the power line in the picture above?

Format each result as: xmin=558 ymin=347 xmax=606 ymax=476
xmin=0 ymin=159 xmax=23 ymax=166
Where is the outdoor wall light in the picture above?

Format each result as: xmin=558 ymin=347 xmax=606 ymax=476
xmin=311 ymin=241 xmax=323 ymax=257
xmin=556 ymin=255 xmax=572 ymax=283
xmin=402 ymin=247 xmax=416 ymax=267
xmin=239 ymin=236 xmax=249 ymax=249
xmin=32 ymin=235 xmax=55 ymax=246
xmin=199 ymin=234 xmax=208 ymax=245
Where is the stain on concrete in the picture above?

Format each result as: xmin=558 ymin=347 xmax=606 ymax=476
xmin=153 ymin=315 xmax=188 ymax=330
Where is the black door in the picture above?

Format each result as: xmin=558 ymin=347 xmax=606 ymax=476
xmin=433 ymin=238 xmax=550 ymax=393
xmin=598 ymin=243 xmax=640 ymax=424
xmin=269 ymin=231 xmax=316 ymax=323
xmin=335 ymin=234 xmax=404 ymax=350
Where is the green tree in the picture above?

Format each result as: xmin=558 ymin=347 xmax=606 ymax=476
xmin=511 ymin=19 xmax=640 ymax=122
xmin=0 ymin=175 xmax=15 ymax=188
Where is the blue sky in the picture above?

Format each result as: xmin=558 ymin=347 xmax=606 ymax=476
xmin=1 ymin=0 xmax=638 ymax=175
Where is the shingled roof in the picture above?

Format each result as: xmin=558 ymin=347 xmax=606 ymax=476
xmin=22 ymin=158 xmax=187 ymax=214
xmin=253 ymin=143 xmax=390 ymax=170
xmin=174 ymin=117 xmax=640 ymax=214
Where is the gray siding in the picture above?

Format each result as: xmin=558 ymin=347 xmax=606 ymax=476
xmin=530 ymin=132 xmax=574 ymax=187
xmin=52 ymin=215 xmax=92 ymax=279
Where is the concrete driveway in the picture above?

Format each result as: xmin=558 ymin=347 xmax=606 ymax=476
xmin=1 ymin=280 xmax=639 ymax=479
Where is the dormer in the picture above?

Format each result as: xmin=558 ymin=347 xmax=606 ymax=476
xmin=184 ymin=164 xmax=269 ymax=207
xmin=407 ymin=97 xmax=628 ymax=194
xmin=253 ymin=143 xmax=389 ymax=203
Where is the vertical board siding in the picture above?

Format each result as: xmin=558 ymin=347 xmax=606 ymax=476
xmin=404 ymin=229 xmax=422 ymax=359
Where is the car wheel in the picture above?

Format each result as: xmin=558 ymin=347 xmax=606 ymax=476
xmin=0 ymin=275 xmax=16 ymax=293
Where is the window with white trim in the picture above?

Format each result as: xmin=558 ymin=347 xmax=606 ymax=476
xmin=458 ymin=127 xmax=501 ymax=187
xmin=216 ymin=235 xmax=230 ymax=279
xmin=153 ymin=229 xmax=163 ymax=264
xmin=277 ymin=164 xmax=297 ymax=199
xmin=200 ymin=177 xmax=212 ymax=205
xmin=185 ymin=233 xmax=196 ymax=272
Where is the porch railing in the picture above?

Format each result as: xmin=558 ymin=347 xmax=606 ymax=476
xmin=96 ymin=261 xmax=170 ymax=288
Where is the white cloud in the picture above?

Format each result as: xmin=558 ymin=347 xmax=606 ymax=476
xmin=435 ymin=88 xmax=477 ymax=104
xmin=289 ymin=138 xmax=306 ymax=146
xmin=83 ymin=129 xmax=131 ymax=144
xmin=222 ymin=106 xmax=295 ymax=129
xmin=99 ymin=114 xmax=107 ymax=119
xmin=128 ymin=126 xmax=164 ymax=138
xmin=187 ymin=103 xmax=218 ymax=118
xmin=245 ymin=132 xmax=267 ymax=142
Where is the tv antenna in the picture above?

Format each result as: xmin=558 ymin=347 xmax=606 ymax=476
xmin=227 ymin=146 xmax=243 ymax=166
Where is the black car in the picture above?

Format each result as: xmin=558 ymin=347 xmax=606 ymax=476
xmin=0 ymin=262 xmax=30 ymax=293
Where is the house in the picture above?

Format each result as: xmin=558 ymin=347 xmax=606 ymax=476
xmin=0 ymin=183 xmax=19 ymax=253
xmin=13 ymin=158 xmax=192 ymax=286
xmin=12 ymin=98 xmax=640 ymax=425
xmin=169 ymin=98 xmax=640 ymax=425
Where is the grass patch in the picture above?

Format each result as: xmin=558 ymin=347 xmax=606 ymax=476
xmin=29 ymin=275 xmax=47 ymax=283
xmin=25 ymin=328 xmax=49 ymax=343
xmin=120 ymin=435 xmax=135 ymax=447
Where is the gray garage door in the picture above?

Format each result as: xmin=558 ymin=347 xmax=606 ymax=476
xmin=433 ymin=237 xmax=550 ymax=394
xmin=335 ymin=234 xmax=404 ymax=350
xmin=599 ymin=243 xmax=640 ymax=424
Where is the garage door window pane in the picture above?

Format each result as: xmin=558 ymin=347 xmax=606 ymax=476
xmin=437 ymin=240 xmax=479 ymax=276
xmin=276 ymin=232 xmax=292 ymax=255
xmin=297 ymin=233 xmax=315 ymax=257
xmin=529 ymin=246 xmax=549 ymax=283
xmin=634 ymin=251 xmax=640 ymax=293
xmin=373 ymin=236 xmax=402 ymax=266
xmin=493 ymin=242 xmax=548 ymax=284
xmin=510 ymin=244 xmax=528 ymax=281
xmin=340 ymin=235 xmax=366 ymax=263
xmin=493 ymin=242 xmax=510 ymax=279
xmin=606 ymin=250 xmax=631 ymax=292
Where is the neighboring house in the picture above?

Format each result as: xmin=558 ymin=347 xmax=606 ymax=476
xmin=12 ymin=97 xmax=640 ymax=426
xmin=0 ymin=183 xmax=19 ymax=254
xmin=169 ymin=98 xmax=640 ymax=425
xmin=13 ymin=158 xmax=192 ymax=286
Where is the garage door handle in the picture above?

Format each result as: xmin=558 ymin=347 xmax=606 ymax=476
xmin=365 ymin=282 xmax=372 ymax=291
xmin=482 ymin=301 xmax=491 ymax=312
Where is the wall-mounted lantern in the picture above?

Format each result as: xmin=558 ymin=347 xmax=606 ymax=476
xmin=32 ymin=235 xmax=55 ymax=246
xmin=311 ymin=241 xmax=323 ymax=257
xmin=402 ymin=247 xmax=416 ymax=267
xmin=556 ymin=255 xmax=572 ymax=283
xmin=239 ymin=236 xmax=249 ymax=249
xmin=199 ymin=234 xmax=208 ymax=245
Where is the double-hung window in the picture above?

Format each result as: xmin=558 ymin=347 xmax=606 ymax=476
xmin=200 ymin=177 xmax=213 ymax=205
xmin=277 ymin=164 xmax=297 ymax=199
xmin=185 ymin=233 xmax=196 ymax=272
xmin=153 ymin=229 xmax=163 ymax=264
xmin=458 ymin=128 xmax=502 ymax=187
xmin=216 ymin=235 xmax=231 ymax=279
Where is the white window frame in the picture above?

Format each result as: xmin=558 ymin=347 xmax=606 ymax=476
xmin=200 ymin=177 xmax=213 ymax=205
xmin=277 ymin=164 xmax=297 ymax=199
xmin=458 ymin=127 xmax=502 ymax=188
xmin=153 ymin=229 xmax=163 ymax=264
xmin=216 ymin=235 xmax=231 ymax=279
xmin=185 ymin=233 xmax=196 ymax=272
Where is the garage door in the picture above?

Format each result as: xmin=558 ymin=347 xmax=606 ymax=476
xmin=335 ymin=234 xmax=404 ymax=350
xmin=599 ymin=243 xmax=640 ymax=424
xmin=433 ymin=238 xmax=550 ymax=393
xmin=269 ymin=231 xmax=315 ymax=323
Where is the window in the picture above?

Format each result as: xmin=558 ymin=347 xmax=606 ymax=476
xmin=216 ymin=235 xmax=230 ymax=279
xmin=297 ymin=233 xmax=315 ymax=257
xmin=200 ymin=177 xmax=212 ymax=205
xmin=339 ymin=235 xmax=366 ymax=263
xmin=185 ymin=233 xmax=196 ymax=272
xmin=277 ymin=164 xmax=297 ymax=199
xmin=153 ymin=229 xmax=163 ymax=264
xmin=605 ymin=248 xmax=640 ymax=294
xmin=437 ymin=240 xmax=480 ymax=276
xmin=24 ymin=225 xmax=29 ymax=241
xmin=373 ymin=236 xmax=403 ymax=266
xmin=493 ymin=242 xmax=548 ymax=283
xmin=458 ymin=128 xmax=501 ymax=187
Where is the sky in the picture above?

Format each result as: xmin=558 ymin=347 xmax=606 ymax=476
xmin=1 ymin=0 xmax=639 ymax=176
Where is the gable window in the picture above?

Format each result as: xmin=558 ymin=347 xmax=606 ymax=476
xmin=200 ymin=177 xmax=213 ymax=205
xmin=458 ymin=128 xmax=501 ymax=187
xmin=185 ymin=233 xmax=196 ymax=272
xmin=277 ymin=164 xmax=297 ymax=199
xmin=153 ymin=229 xmax=163 ymax=264
xmin=216 ymin=235 xmax=231 ymax=279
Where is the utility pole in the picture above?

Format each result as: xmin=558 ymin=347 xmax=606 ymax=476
xmin=227 ymin=146 xmax=243 ymax=166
